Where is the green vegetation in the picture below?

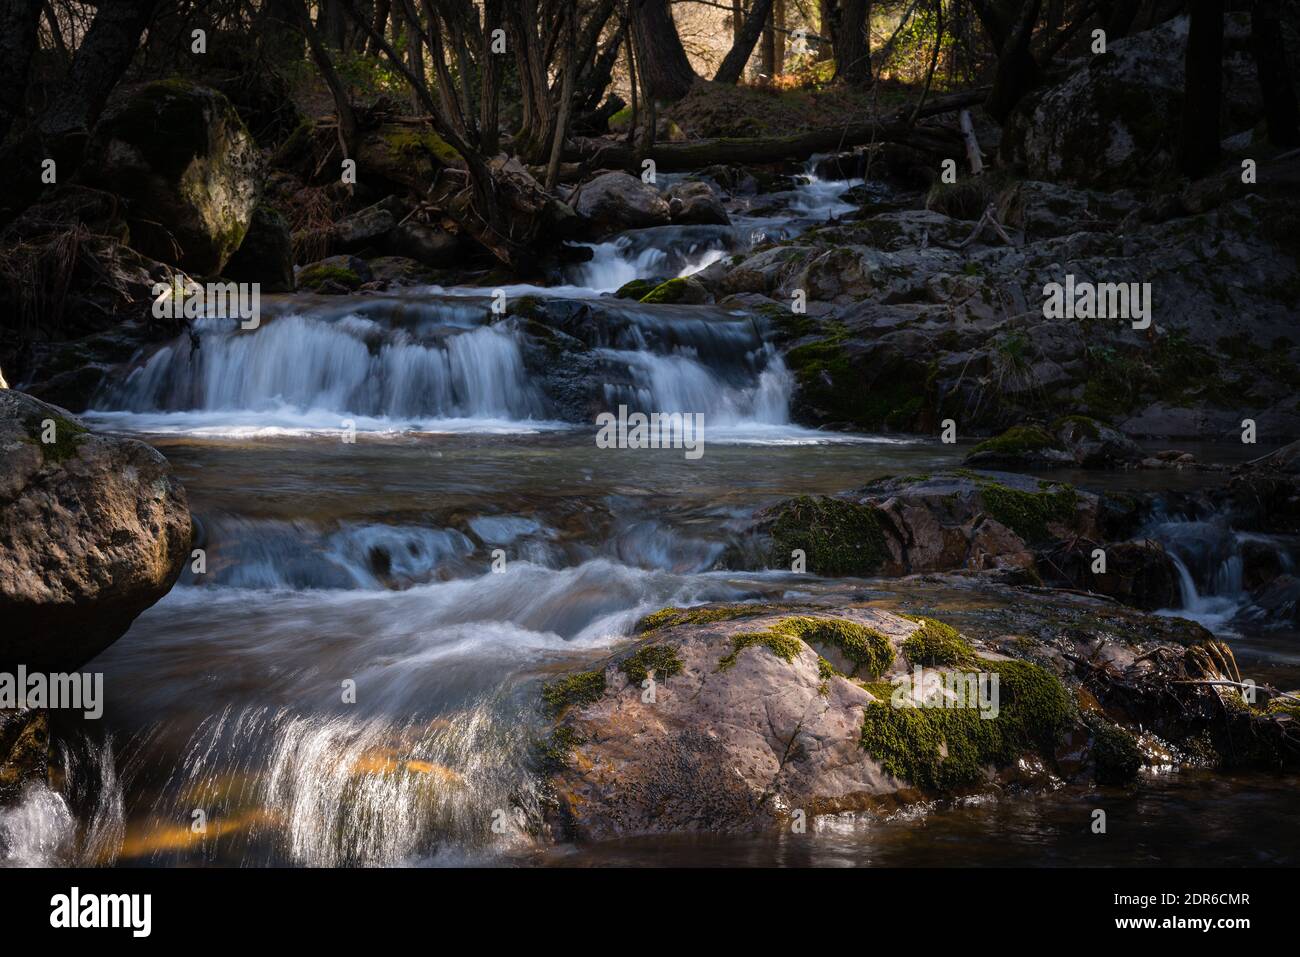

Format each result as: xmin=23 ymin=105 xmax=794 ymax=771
xmin=859 ymin=657 xmax=1073 ymax=790
xmin=614 ymin=279 xmax=656 ymax=300
xmin=978 ymin=480 xmax=1078 ymax=543
xmin=716 ymin=615 xmax=894 ymax=678
xmin=639 ymin=278 xmax=691 ymax=304
xmin=297 ymin=263 xmax=363 ymax=291
xmin=767 ymin=495 xmax=891 ymax=576
xmin=23 ymin=413 xmax=87 ymax=465
xmin=776 ymin=616 xmax=894 ymax=678
xmin=1052 ymin=414 xmax=1102 ymax=439
xmin=901 ymin=617 xmax=975 ymax=666
xmin=638 ymin=604 xmax=774 ymax=633
xmin=538 ymin=726 xmax=585 ymax=769
xmin=1085 ymin=716 xmax=1144 ymax=785
xmin=718 ymin=628 xmax=805 ymax=671
xmin=619 ymin=644 xmax=684 ymax=685
xmin=383 ymin=126 xmax=462 ymax=166
xmin=541 ymin=670 xmax=606 ymax=714
xmin=970 ymin=425 xmax=1061 ymax=458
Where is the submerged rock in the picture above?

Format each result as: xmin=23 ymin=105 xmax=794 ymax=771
xmin=0 ymin=391 xmax=191 ymax=671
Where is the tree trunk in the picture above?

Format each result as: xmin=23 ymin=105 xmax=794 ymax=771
xmin=774 ymin=0 xmax=786 ymax=74
xmin=1251 ymin=0 xmax=1300 ymax=148
xmin=984 ymin=0 xmax=1041 ymax=122
xmin=0 ymin=0 xmax=43 ymax=147
xmin=761 ymin=4 xmax=776 ymax=77
xmin=1178 ymin=0 xmax=1224 ymax=178
xmin=38 ymin=0 xmax=158 ymax=165
xmin=817 ymin=0 xmax=836 ymax=61
xmin=631 ymin=0 xmax=698 ymax=101
xmin=733 ymin=0 xmax=743 ymax=44
xmin=715 ymin=0 xmax=775 ymax=83
xmin=545 ymin=4 xmax=578 ymax=191
xmin=834 ymin=0 xmax=871 ymax=86
xmin=295 ymin=0 xmax=360 ymax=161
xmin=573 ymin=115 xmax=960 ymax=171
xmin=479 ymin=0 xmax=503 ymax=154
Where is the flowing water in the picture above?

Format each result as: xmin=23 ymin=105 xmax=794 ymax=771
xmin=4 ymin=164 xmax=1297 ymax=867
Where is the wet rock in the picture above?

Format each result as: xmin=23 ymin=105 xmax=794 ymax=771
xmin=813 ymin=149 xmax=869 ymax=181
xmin=664 ymin=180 xmax=729 ymax=226
xmin=0 ymin=709 xmax=48 ymax=805
xmin=330 ymin=203 xmax=397 ymax=252
xmin=80 ymin=80 xmax=262 ymax=275
xmin=1248 ymin=574 xmax=1300 ymax=626
xmin=572 ymin=171 xmax=671 ymax=236
xmin=965 ymin=417 xmax=1141 ymax=469
xmin=1051 ymin=539 xmax=1182 ymax=611
xmin=223 ymin=203 xmax=294 ymax=292
xmin=0 ymin=391 xmax=191 ymax=671
xmin=738 ymin=471 xmax=1096 ymax=578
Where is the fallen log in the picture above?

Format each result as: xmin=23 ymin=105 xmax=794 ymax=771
xmin=567 ymin=87 xmax=987 ymax=173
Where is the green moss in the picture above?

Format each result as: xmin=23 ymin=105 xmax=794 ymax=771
xmin=614 ymin=279 xmax=656 ymax=300
xmin=538 ymin=726 xmax=585 ymax=769
xmin=619 ymin=644 xmax=684 ymax=685
xmin=639 ymin=278 xmax=690 ymax=304
xmin=979 ymin=481 xmax=1078 ymax=543
xmin=541 ymin=670 xmax=606 ymax=714
xmin=297 ymin=264 xmax=362 ymax=290
xmin=773 ymin=615 xmax=894 ymax=678
xmin=1086 ymin=715 xmax=1143 ymax=785
xmin=859 ymin=657 xmax=1072 ymax=791
xmin=817 ymin=656 xmax=840 ymax=679
xmin=637 ymin=604 xmax=774 ymax=634
xmin=970 ymin=425 xmax=1061 ymax=457
xmin=767 ymin=495 xmax=891 ymax=576
xmin=718 ymin=629 xmax=805 ymax=671
xmin=23 ymin=413 xmax=88 ymax=464
xmin=1051 ymin=414 xmax=1103 ymax=439
xmin=902 ymin=617 xmax=975 ymax=666
xmin=608 ymin=105 xmax=633 ymax=131
xmin=384 ymin=127 xmax=462 ymax=166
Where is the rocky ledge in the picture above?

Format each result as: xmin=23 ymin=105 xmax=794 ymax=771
xmin=537 ymin=586 xmax=1299 ymax=840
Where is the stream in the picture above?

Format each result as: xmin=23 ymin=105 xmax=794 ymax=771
xmin=3 ymin=163 xmax=1296 ymax=868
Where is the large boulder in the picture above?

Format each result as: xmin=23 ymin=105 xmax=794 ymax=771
xmin=0 ymin=391 xmax=191 ymax=671
xmin=539 ymin=589 xmax=1288 ymax=838
xmin=80 ymin=80 xmax=262 ymax=275
xmin=573 ymin=171 xmax=671 ymax=236
xmin=223 ymin=203 xmax=294 ymax=292
xmin=1002 ymin=15 xmax=1261 ymax=188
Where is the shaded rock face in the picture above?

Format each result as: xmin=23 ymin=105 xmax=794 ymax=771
xmin=80 ymin=81 xmax=262 ymax=275
xmin=223 ymin=203 xmax=294 ymax=292
xmin=1051 ymin=539 xmax=1182 ymax=611
xmin=1002 ymin=15 xmax=1261 ymax=189
xmin=0 ymin=391 xmax=191 ymax=671
xmin=573 ymin=171 xmax=671 ymax=236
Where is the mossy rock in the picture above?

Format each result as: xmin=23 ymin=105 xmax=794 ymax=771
xmin=614 ymin=279 xmax=657 ymax=300
xmin=81 ymin=79 xmax=261 ymax=275
xmin=979 ymin=481 xmax=1078 ymax=544
xmin=619 ymin=644 xmax=684 ymax=685
xmin=859 ymin=655 xmax=1073 ymax=791
xmin=541 ymin=670 xmax=607 ymax=715
xmin=639 ymin=277 xmax=707 ymax=304
xmin=901 ymin=617 xmax=975 ymax=667
xmin=766 ymin=495 xmax=893 ymax=576
xmin=970 ymin=425 xmax=1062 ymax=458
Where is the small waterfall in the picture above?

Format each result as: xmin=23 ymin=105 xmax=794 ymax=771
xmin=98 ymin=313 xmax=548 ymax=429
xmin=1146 ymin=513 xmax=1257 ymax=632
